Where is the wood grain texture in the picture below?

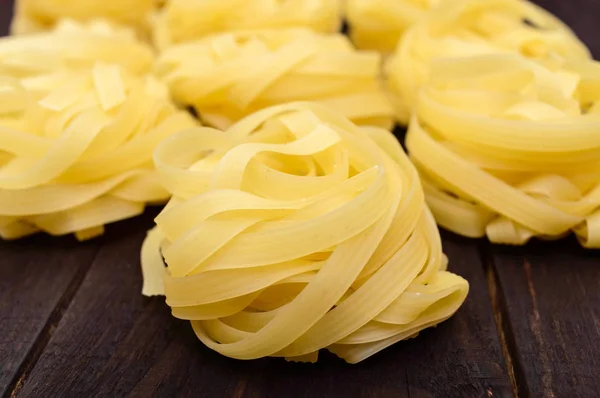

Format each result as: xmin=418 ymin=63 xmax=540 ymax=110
xmin=0 ymin=236 xmax=100 ymax=396
xmin=17 ymin=225 xmax=512 ymax=398
xmin=489 ymin=240 xmax=600 ymax=398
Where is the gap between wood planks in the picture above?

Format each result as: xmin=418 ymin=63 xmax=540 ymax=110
xmin=3 ymin=247 xmax=101 ymax=398
xmin=480 ymin=241 xmax=528 ymax=398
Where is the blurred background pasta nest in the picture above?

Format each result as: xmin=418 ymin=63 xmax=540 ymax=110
xmin=156 ymin=28 xmax=394 ymax=130
xmin=152 ymin=0 xmax=343 ymax=49
xmin=406 ymin=53 xmax=600 ymax=247
xmin=386 ymin=0 xmax=591 ymax=124
xmin=0 ymin=63 xmax=197 ymax=240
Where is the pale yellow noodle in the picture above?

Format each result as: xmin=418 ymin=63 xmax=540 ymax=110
xmin=0 ymin=19 xmax=154 ymax=79
xmin=406 ymin=53 xmax=600 ymax=248
xmin=156 ymin=28 xmax=394 ymax=130
xmin=153 ymin=0 xmax=342 ymax=49
xmin=0 ymin=64 xmax=197 ymax=240
xmin=141 ymin=102 xmax=469 ymax=363
xmin=345 ymin=0 xmax=442 ymax=53
xmin=386 ymin=0 xmax=591 ymax=124
xmin=11 ymin=0 xmax=156 ymax=37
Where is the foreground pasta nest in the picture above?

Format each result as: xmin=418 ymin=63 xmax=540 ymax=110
xmin=141 ymin=103 xmax=469 ymax=364
xmin=153 ymin=0 xmax=342 ymax=49
xmin=386 ymin=0 xmax=591 ymax=124
xmin=407 ymin=54 xmax=600 ymax=247
xmin=156 ymin=28 xmax=394 ymax=130
xmin=0 ymin=63 xmax=196 ymax=240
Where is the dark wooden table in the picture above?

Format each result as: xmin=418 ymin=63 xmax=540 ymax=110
xmin=1 ymin=1 xmax=599 ymax=397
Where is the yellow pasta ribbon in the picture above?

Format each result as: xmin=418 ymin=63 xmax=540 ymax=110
xmin=153 ymin=0 xmax=342 ymax=49
xmin=156 ymin=28 xmax=394 ymax=131
xmin=346 ymin=0 xmax=442 ymax=53
xmin=0 ymin=19 xmax=154 ymax=79
xmin=141 ymin=102 xmax=469 ymax=363
xmin=386 ymin=0 xmax=591 ymax=124
xmin=11 ymin=0 xmax=156 ymax=37
xmin=406 ymin=53 xmax=600 ymax=248
xmin=0 ymin=63 xmax=197 ymax=240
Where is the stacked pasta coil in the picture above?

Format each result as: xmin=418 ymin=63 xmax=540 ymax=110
xmin=346 ymin=0 xmax=442 ymax=53
xmin=406 ymin=53 xmax=600 ymax=247
xmin=11 ymin=0 xmax=156 ymax=37
xmin=156 ymin=29 xmax=394 ymax=130
xmin=141 ymin=102 xmax=469 ymax=363
xmin=153 ymin=0 xmax=342 ymax=49
xmin=0 ymin=64 xmax=197 ymax=240
xmin=386 ymin=0 xmax=591 ymax=124
xmin=0 ymin=19 xmax=154 ymax=80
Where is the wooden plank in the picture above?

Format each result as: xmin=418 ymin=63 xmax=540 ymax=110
xmin=489 ymin=239 xmax=600 ymax=398
xmin=0 ymin=236 xmax=100 ymax=396
xmin=0 ymin=0 xmax=12 ymax=37
xmin=19 ymin=222 xmax=512 ymax=397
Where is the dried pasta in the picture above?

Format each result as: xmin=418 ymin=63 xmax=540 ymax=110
xmin=406 ymin=53 xmax=600 ymax=247
xmin=153 ymin=0 xmax=342 ymax=49
xmin=156 ymin=29 xmax=394 ymax=130
xmin=11 ymin=0 xmax=156 ymax=37
xmin=346 ymin=0 xmax=442 ymax=54
xmin=0 ymin=64 xmax=197 ymax=240
xmin=0 ymin=19 xmax=154 ymax=79
xmin=141 ymin=102 xmax=469 ymax=363
xmin=386 ymin=0 xmax=591 ymax=124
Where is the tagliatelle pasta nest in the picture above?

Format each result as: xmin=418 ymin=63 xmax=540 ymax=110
xmin=0 ymin=63 xmax=197 ymax=240
xmin=152 ymin=0 xmax=342 ymax=49
xmin=346 ymin=0 xmax=442 ymax=54
xmin=0 ymin=19 xmax=154 ymax=80
xmin=11 ymin=0 xmax=156 ymax=37
xmin=406 ymin=53 xmax=600 ymax=247
xmin=140 ymin=102 xmax=469 ymax=364
xmin=156 ymin=29 xmax=394 ymax=130
xmin=386 ymin=0 xmax=592 ymax=124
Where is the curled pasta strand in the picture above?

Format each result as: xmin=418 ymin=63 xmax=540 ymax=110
xmin=141 ymin=102 xmax=468 ymax=363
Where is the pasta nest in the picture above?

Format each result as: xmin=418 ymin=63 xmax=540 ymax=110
xmin=406 ymin=53 xmax=600 ymax=248
xmin=0 ymin=64 xmax=197 ymax=241
xmin=152 ymin=0 xmax=343 ymax=50
xmin=156 ymin=29 xmax=394 ymax=130
xmin=11 ymin=0 xmax=156 ymax=37
xmin=386 ymin=0 xmax=591 ymax=124
xmin=141 ymin=102 xmax=469 ymax=364
xmin=0 ymin=19 xmax=154 ymax=79
xmin=345 ymin=0 xmax=442 ymax=54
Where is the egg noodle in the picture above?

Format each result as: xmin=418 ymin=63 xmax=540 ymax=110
xmin=0 ymin=19 xmax=154 ymax=80
xmin=406 ymin=53 xmax=600 ymax=247
xmin=11 ymin=0 xmax=156 ymax=37
xmin=386 ymin=0 xmax=591 ymax=124
xmin=346 ymin=0 xmax=441 ymax=53
xmin=153 ymin=0 xmax=342 ymax=50
xmin=156 ymin=28 xmax=394 ymax=130
xmin=141 ymin=102 xmax=469 ymax=363
xmin=0 ymin=63 xmax=197 ymax=240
